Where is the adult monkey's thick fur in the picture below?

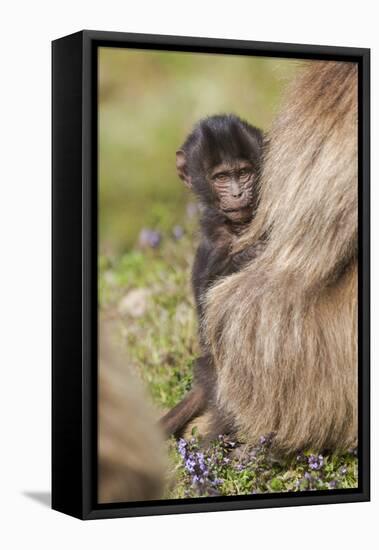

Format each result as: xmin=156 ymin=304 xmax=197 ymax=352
xmin=204 ymin=61 xmax=358 ymax=453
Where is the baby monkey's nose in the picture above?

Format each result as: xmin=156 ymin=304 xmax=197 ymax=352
xmin=231 ymin=180 xmax=243 ymax=198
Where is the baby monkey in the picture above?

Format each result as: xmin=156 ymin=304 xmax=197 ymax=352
xmin=161 ymin=114 xmax=263 ymax=439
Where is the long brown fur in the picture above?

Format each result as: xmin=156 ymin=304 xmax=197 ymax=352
xmin=204 ymin=61 xmax=358 ymax=453
xmin=98 ymin=323 xmax=167 ymax=503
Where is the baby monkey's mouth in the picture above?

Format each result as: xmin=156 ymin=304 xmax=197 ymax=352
xmin=221 ymin=192 xmax=254 ymax=214
xmin=223 ymin=206 xmax=250 ymax=213
xmin=222 ymin=201 xmax=253 ymax=214
xmin=222 ymin=204 xmax=253 ymax=224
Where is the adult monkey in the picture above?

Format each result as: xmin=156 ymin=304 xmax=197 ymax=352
xmin=202 ymin=61 xmax=358 ymax=453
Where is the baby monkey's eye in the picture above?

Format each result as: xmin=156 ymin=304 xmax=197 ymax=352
xmin=238 ymin=168 xmax=252 ymax=180
xmin=214 ymin=172 xmax=229 ymax=183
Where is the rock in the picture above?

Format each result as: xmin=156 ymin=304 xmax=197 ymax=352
xmin=174 ymin=302 xmax=191 ymax=325
xmin=118 ymin=288 xmax=150 ymax=318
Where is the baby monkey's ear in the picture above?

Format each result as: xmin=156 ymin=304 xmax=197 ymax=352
xmin=176 ymin=150 xmax=192 ymax=189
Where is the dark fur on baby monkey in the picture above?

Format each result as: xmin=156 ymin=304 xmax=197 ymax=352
xmin=160 ymin=114 xmax=264 ymax=439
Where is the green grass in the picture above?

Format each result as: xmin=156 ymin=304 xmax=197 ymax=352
xmin=99 ymin=218 xmax=358 ymax=499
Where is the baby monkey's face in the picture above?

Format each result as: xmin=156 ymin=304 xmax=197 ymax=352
xmin=208 ymin=159 xmax=257 ymax=223
xmin=176 ymin=115 xmax=262 ymax=223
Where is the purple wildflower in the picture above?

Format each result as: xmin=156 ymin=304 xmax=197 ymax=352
xmin=308 ymin=454 xmax=324 ymax=470
xmin=178 ymin=438 xmax=187 ymax=458
xmin=176 ymin=435 xmax=234 ymax=495
xmin=138 ymin=228 xmax=161 ymax=249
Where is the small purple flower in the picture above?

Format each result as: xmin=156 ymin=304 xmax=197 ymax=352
xmin=185 ymin=458 xmax=196 ymax=473
xmin=259 ymin=436 xmax=266 ymax=445
xmin=177 ymin=433 xmax=237 ymax=495
xmin=308 ymin=454 xmax=324 ymax=470
xmin=196 ymin=452 xmax=209 ymax=474
xmin=177 ymin=438 xmax=187 ymax=458
xmin=340 ymin=466 xmax=347 ymax=475
xmin=329 ymin=480 xmax=337 ymax=489
xmin=172 ymin=225 xmax=184 ymax=240
xmin=138 ymin=228 xmax=161 ymax=249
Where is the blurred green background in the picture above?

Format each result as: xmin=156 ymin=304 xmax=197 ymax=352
xmin=99 ymin=47 xmax=299 ymax=254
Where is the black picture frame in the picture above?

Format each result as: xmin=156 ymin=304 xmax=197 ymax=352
xmin=52 ymin=30 xmax=370 ymax=520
